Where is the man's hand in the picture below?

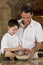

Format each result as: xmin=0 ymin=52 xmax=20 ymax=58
xmin=29 ymin=49 xmax=35 ymax=59
xmin=25 ymin=48 xmax=35 ymax=59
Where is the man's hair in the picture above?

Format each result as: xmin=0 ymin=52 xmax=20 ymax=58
xmin=21 ymin=5 xmax=33 ymax=14
xmin=8 ymin=19 xmax=19 ymax=28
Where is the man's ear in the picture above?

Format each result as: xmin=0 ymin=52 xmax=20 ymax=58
xmin=21 ymin=13 xmax=22 ymax=17
xmin=31 ymin=13 xmax=33 ymax=17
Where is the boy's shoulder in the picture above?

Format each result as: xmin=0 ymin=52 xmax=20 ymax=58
xmin=2 ymin=33 xmax=9 ymax=38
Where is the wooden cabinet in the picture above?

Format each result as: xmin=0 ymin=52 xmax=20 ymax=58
xmin=33 ymin=16 xmax=43 ymax=24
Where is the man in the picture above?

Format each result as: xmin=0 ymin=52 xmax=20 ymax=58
xmin=17 ymin=5 xmax=43 ymax=59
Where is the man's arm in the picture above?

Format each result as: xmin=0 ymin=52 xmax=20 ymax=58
xmin=25 ymin=42 xmax=43 ymax=59
xmin=32 ymin=42 xmax=43 ymax=52
xmin=29 ymin=42 xmax=43 ymax=59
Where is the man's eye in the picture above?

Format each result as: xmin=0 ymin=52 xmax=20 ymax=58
xmin=22 ymin=17 xmax=25 ymax=18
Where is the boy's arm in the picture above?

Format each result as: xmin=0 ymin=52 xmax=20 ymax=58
xmin=4 ymin=45 xmax=23 ymax=52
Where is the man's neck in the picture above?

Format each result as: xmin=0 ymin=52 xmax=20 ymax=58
xmin=22 ymin=21 xmax=31 ymax=29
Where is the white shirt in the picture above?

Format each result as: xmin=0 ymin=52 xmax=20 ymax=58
xmin=17 ymin=19 xmax=43 ymax=58
xmin=1 ymin=33 xmax=21 ymax=54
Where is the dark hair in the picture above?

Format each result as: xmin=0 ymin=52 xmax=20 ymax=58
xmin=21 ymin=5 xmax=33 ymax=14
xmin=8 ymin=19 xmax=19 ymax=28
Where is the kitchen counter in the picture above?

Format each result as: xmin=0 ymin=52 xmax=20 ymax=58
xmin=0 ymin=53 xmax=43 ymax=65
xmin=0 ymin=59 xmax=43 ymax=65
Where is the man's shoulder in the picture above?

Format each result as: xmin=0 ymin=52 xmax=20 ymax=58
xmin=17 ymin=19 xmax=22 ymax=23
xmin=32 ymin=19 xmax=42 ymax=27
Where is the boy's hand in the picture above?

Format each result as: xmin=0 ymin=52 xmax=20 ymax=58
xmin=17 ymin=45 xmax=22 ymax=51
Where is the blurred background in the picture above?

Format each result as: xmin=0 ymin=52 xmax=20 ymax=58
xmin=0 ymin=0 xmax=43 ymax=58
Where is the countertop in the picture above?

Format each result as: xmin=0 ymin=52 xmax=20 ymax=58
xmin=0 ymin=59 xmax=43 ymax=65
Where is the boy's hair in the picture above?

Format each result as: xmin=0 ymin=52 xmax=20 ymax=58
xmin=8 ymin=19 xmax=19 ymax=28
xmin=21 ymin=5 xmax=33 ymax=14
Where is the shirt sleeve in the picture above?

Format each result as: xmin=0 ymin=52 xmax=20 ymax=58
xmin=1 ymin=35 xmax=8 ymax=54
xmin=35 ymin=24 xmax=43 ymax=42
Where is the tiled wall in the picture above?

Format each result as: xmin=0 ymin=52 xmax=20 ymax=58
xmin=0 ymin=8 xmax=11 ymax=47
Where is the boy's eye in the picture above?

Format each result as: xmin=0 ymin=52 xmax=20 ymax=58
xmin=13 ymin=29 xmax=17 ymax=31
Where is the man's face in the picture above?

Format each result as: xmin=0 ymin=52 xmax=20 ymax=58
xmin=8 ymin=25 xmax=18 ymax=35
xmin=21 ymin=12 xmax=33 ymax=26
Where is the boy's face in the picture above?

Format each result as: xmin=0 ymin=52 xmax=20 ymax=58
xmin=8 ymin=25 xmax=18 ymax=35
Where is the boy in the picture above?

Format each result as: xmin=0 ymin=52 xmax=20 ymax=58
xmin=1 ymin=19 xmax=22 ymax=60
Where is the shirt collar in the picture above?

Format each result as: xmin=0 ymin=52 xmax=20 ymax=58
xmin=29 ymin=19 xmax=34 ymax=28
xmin=18 ymin=18 xmax=34 ymax=28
